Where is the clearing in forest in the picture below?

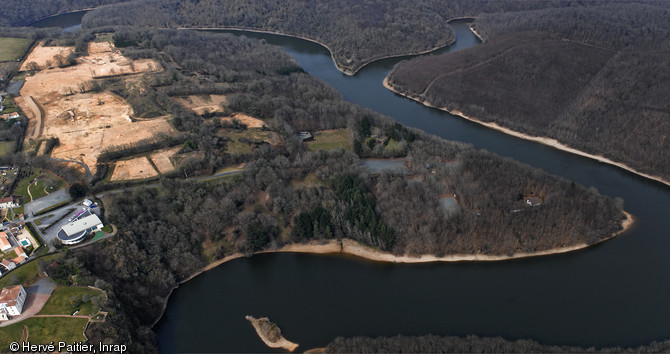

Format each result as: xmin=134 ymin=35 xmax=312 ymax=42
xmin=306 ymin=129 xmax=351 ymax=151
xmin=0 ymin=37 xmax=31 ymax=62
xmin=150 ymin=146 xmax=182 ymax=174
xmin=110 ymin=157 xmax=158 ymax=181
xmin=175 ymin=94 xmax=228 ymax=115
xmin=16 ymin=41 xmax=171 ymax=174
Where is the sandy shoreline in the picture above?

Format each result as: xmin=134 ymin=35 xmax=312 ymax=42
xmin=152 ymin=211 xmax=632 ymax=328
xmin=180 ymin=26 xmax=454 ymax=76
xmin=189 ymin=211 xmax=633 ymax=269
xmin=382 ymin=78 xmax=670 ymax=188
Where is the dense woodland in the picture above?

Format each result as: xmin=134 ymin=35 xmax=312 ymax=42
xmin=0 ymin=27 xmax=619 ymax=351
xmin=325 ymin=334 xmax=670 ymax=353
xmin=0 ymin=0 xmax=130 ymax=27
xmin=77 ymin=0 xmax=648 ymax=74
xmin=0 ymin=2 xmax=646 ymax=351
xmin=387 ymin=3 xmax=670 ymax=181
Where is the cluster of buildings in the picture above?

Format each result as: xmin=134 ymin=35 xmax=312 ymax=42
xmin=0 ymin=196 xmax=20 ymax=209
xmin=0 ymin=223 xmax=33 ymax=274
xmin=0 ymin=285 xmax=26 ymax=321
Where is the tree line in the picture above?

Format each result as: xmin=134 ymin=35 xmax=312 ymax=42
xmin=325 ymin=334 xmax=670 ymax=353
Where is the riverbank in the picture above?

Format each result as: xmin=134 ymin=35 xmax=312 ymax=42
xmin=153 ymin=210 xmax=632 ymax=328
xmin=245 ymin=315 xmax=299 ymax=352
xmin=382 ymin=77 xmax=670 ymax=188
xmin=181 ymin=26 xmax=454 ymax=76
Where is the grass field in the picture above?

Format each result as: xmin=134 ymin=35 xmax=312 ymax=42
xmin=0 ymin=254 xmax=63 ymax=288
xmin=0 ymin=37 xmax=31 ymax=62
xmin=39 ymin=286 xmax=104 ymax=316
xmin=0 ymin=141 xmax=15 ymax=156
xmin=13 ymin=168 xmax=67 ymax=202
xmin=306 ymin=129 xmax=351 ymax=151
xmin=0 ymin=317 xmax=88 ymax=350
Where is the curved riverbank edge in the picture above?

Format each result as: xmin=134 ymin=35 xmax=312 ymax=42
xmin=468 ymin=23 xmax=485 ymax=42
xmin=152 ymin=211 xmax=632 ymax=327
xmin=382 ymin=78 xmax=670 ymax=188
xmin=178 ymin=26 xmax=455 ymax=76
xmin=245 ymin=315 xmax=299 ymax=352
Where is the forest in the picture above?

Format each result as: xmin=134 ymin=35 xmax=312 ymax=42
xmin=76 ymin=0 xmax=647 ymax=74
xmin=387 ymin=2 xmax=670 ymax=182
xmin=0 ymin=0 xmax=130 ymax=27
xmin=25 ymin=27 xmax=623 ymax=352
xmin=325 ymin=334 xmax=670 ymax=353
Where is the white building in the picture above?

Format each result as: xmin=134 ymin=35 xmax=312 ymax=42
xmin=0 ymin=197 xmax=18 ymax=209
xmin=58 ymin=214 xmax=103 ymax=245
xmin=0 ymin=285 xmax=27 ymax=320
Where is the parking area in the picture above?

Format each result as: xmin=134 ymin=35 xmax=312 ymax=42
xmin=23 ymin=189 xmax=69 ymax=217
xmin=32 ymin=203 xmax=101 ymax=250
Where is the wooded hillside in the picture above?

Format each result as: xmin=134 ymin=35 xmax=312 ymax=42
xmin=78 ymin=0 xmax=638 ymax=74
xmin=0 ymin=0 xmax=129 ymax=27
xmin=387 ymin=3 xmax=670 ymax=182
xmin=31 ymin=27 xmax=624 ymax=351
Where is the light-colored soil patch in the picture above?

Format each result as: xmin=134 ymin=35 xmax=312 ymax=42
xmin=150 ymin=146 xmax=182 ymax=174
xmin=225 ymin=113 xmax=265 ymax=128
xmin=20 ymin=43 xmax=73 ymax=71
xmin=175 ymin=94 xmax=228 ymax=115
xmin=16 ymin=42 xmax=169 ymax=174
xmin=49 ymin=114 xmax=174 ymax=174
xmin=110 ymin=157 xmax=158 ymax=181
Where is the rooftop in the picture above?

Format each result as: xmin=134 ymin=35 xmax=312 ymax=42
xmin=61 ymin=214 xmax=102 ymax=238
xmin=0 ymin=285 xmax=23 ymax=308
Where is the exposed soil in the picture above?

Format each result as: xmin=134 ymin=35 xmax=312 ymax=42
xmin=16 ymin=42 xmax=172 ymax=174
xmin=20 ymin=43 xmax=73 ymax=71
xmin=174 ymin=94 xmax=228 ymax=115
xmin=110 ymin=157 xmax=158 ymax=181
xmin=225 ymin=113 xmax=265 ymax=128
xmin=150 ymin=146 xmax=182 ymax=174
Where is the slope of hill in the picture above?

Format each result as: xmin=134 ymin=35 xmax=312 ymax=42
xmin=386 ymin=3 xmax=670 ymax=183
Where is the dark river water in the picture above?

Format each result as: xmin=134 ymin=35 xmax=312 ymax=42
xmin=40 ymin=14 xmax=670 ymax=352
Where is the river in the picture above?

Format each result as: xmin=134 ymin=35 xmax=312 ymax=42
xmin=36 ymin=15 xmax=670 ymax=352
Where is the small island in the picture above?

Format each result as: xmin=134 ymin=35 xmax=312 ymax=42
xmin=246 ymin=315 xmax=299 ymax=352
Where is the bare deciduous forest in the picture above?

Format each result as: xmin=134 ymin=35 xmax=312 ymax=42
xmin=16 ymin=28 xmax=621 ymax=351
xmin=77 ymin=0 xmax=650 ymax=74
xmin=325 ymin=334 xmax=670 ymax=353
xmin=387 ymin=3 xmax=670 ymax=181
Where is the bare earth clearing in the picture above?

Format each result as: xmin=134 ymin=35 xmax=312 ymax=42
xmin=17 ymin=42 xmax=172 ymax=174
xmin=226 ymin=113 xmax=265 ymax=128
xmin=150 ymin=146 xmax=182 ymax=174
xmin=175 ymin=94 xmax=227 ymax=115
xmin=19 ymin=43 xmax=73 ymax=70
xmin=110 ymin=157 xmax=158 ymax=181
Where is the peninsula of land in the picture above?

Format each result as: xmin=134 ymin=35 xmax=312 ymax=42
xmin=246 ymin=315 xmax=299 ymax=352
